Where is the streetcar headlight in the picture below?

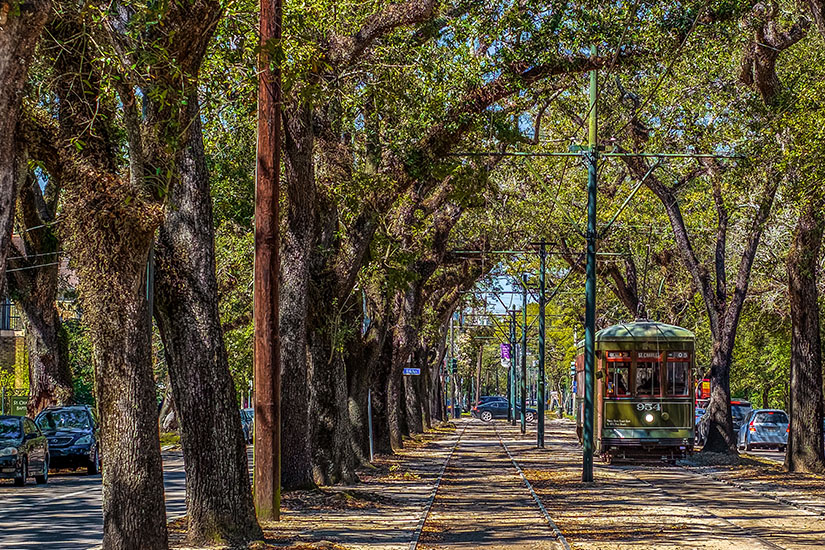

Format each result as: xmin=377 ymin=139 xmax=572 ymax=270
xmin=644 ymin=413 xmax=654 ymax=423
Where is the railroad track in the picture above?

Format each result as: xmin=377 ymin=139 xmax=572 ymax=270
xmin=621 ymin=467 xmax=794 ymax=550
xmin=409 ymin=419 xmax=569 ymax=550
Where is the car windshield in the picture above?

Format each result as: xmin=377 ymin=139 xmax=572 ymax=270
xmin=731 ymin=405 xmax=751 ymax=417
xmin=754 ymin=411 xmax=788 ymax=424
xmin=0 ymin=418 xmax=21 ymax=440
xmin=36 ymin=410 xmax=90 ymax=431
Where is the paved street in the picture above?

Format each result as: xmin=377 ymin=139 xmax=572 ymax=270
xmin=0 ymin=449 xmax=192 ymax=549
xmin=745 ymin=448 xmax=786 ymax=464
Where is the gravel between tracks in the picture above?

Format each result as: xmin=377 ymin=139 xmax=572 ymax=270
xmin=506 ymin=418 xmax=825 ymax=550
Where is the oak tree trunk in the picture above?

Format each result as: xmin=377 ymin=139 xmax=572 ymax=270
xmin=62 ymin=201 xmax=167 ymax=550
xmin=785 ymin=201 xmax=825 ymax=473
xmin=6 ymin=170 xmax=72 ymax=417
xmin=22 ymin=297 xmax=71 ymax=416
xmin=94 ymin=280 xmax=168 ymax=550
xmin=403 ymin=373 xmax=423 ymax=434
xmin=280 ymin=103 xmax=315 ymax=489
xmin=0 ymin=0 xmax=49 ymax=288
xmin=701 ymin=341 xmax=736 ymax=453
xmin=153 ymin=96 xmax=262 ymax=544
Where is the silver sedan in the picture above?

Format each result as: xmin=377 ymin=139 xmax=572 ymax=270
xmin=737 ymin=409 xmax=788 ymax=452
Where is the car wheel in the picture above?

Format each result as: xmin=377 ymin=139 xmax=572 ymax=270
xmin=35 ymin=456 xmax=49 ymax=485
xmin=745 ymin=440 xmax=753 ymax=452
xmin=526 ymin=412 xmax=536 ymax=423
xmin=87 ymin=447 xmax=100 ymax=475
xmin=14 ymin=458 xmax=27 ymax=487
xmin=480 ymin=410 xmax=493 ymax=422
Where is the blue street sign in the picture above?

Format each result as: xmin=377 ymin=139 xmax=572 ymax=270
xmin=403 ymin=368 xmax=421 ymax=376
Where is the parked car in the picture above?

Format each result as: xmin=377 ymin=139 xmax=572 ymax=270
xmin=731 ymin=400 xmax=753 ymax=434
xmin=472 ymin=400 xmax=537 ymax=423
xmin=240 ymin=409 xmax=253 ymax=443
xmin=737 ymin=409 xmax=789 ymax=452
xmin=0 ymin=415 xmax=49 ymax=486
xmin=473 ymin=396 xmax=507 ymax=408
xmin=694 ymin=407 xmax=707 ymax=445
xmin=35 ymin=405 xmax=100 ymax=475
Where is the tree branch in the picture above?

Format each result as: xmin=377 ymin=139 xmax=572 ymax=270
xmin=328 ymin=0 xmax=438 ymax=68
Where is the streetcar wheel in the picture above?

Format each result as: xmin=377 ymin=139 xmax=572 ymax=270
xmin=480 ymin=411 xmax=493 ymax=422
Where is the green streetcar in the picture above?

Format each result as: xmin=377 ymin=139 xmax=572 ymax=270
xmin=575 ymin=320 xmax=695 ymax=462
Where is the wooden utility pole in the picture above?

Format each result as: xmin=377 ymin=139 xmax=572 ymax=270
xmin=253 ymin=0 xmax=282 ymax=522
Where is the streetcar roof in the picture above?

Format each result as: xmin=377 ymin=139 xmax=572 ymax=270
xmin=599 ymin=320 xmax=694 ymax=342
xmin=577 ymin=320 xmax=695 ymax=349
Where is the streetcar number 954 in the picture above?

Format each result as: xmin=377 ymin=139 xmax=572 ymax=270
xmin=636 ymin=403 xmax=661 ymax=411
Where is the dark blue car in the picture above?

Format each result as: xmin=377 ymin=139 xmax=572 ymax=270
xmin=35 ymin=405 xmax=100 ymax=474
xmin=0 ymin=415 xmax=49 ymax=485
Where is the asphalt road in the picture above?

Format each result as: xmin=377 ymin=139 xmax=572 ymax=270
xmin=0 ymin=449 xmax=191 ymax=549
xmin=743 ymin=448 xmax=786 ymax=464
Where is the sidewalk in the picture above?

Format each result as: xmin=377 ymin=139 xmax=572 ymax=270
xmin=170 ymin=424 xmax=460 ymax=549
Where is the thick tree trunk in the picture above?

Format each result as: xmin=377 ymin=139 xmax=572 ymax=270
xmin=387 ymin=364 xmax=404 ymax=449
xmin=414 ymin=344 xmax=432 ymax=429
xmin=280 ymin=103 xmax=316 ymax=490
xmin=23 ymin=300 xmax=72 ymax=416
xmin=153 ymin=96 xmax=261 ymax=544
xmin=701 ymin=339 xmax=736 ymax=453
xmin=95 ymin=283 xmax=167 ymax=550
xmin=6 ymin=173 xmax=73 ymax=418
xmin=64 ymin=213 xmax=167 ymax=550
xmin=0 ymin=0 xmax=49 ymax=288
xmin=785 ymin=201 xmax=825 ymax=473
xmin=403 ymin=372 xmax=424 ymax=434
xmin=307 ymin=315 xmax=359 ymax=485
xmin=371 ymin=335 xmax=395 ymax=455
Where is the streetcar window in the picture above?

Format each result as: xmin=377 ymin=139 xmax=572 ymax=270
xmin=635 ymin=362 xmax=660 ymax=396
xmin=607 ymin=363 xmax=630 ymax=397
xmin=666 ymin=361 xmax=689 ymax=396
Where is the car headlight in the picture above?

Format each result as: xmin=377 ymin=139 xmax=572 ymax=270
xmin=75 ymin=435 xmax=92 ymax=446
xmin=0 ymin=447 xmax=18 ymax=457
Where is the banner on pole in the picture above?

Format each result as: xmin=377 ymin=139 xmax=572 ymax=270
xmin=500 ymin=343 xmax=511 ymax=359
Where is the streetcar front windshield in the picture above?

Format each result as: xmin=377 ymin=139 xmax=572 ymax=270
xmin=635 ymin=362 xmax=660 ymax=396
xmin=607 ymin=363 xmax=630 ymax=397
xmin=666 ymin=360 xmax=690 ymax=396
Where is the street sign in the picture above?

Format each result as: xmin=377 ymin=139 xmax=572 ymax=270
xmin=10 ymin=395 xmax=28 ymax=416
xmin=402 ymin=368 xmax=421 ymax=376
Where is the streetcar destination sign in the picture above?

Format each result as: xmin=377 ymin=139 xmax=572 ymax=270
xmin=403 ymin=368 xmax=421 ymax=375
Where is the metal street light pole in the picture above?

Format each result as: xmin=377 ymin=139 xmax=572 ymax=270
xmin=509 ymin=310 xmax=517 ymax=425
xmin=521 ymin=275 xmax=528 ymax=434
xmin=582 ymin=45 xmax=598 ymax=483
xmin=449 ymin=313 xmax=455 ymax=420
xmin=538 ymin=242 xmax=547 ymax=447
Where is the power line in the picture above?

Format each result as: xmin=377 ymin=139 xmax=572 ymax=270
xmin=6 ymin=262 xmax=61 ymax=273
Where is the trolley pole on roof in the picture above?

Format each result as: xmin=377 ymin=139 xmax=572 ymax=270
xmin=581 ymin=45 xmax=598 ymax=483
xmin=520 ymin=276 xmax=528 ymax=434
xmin=537 ymin=242 xmax=547 ymax=448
